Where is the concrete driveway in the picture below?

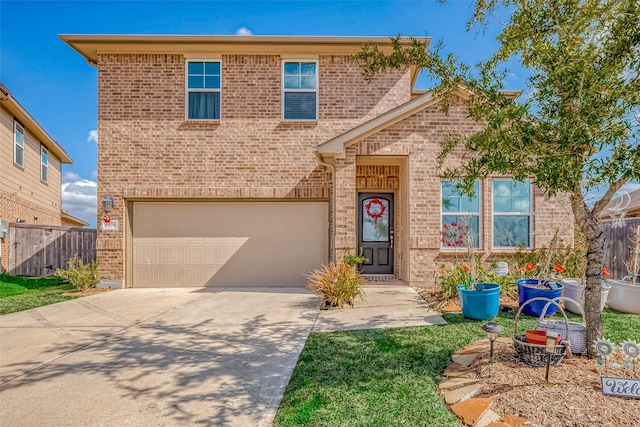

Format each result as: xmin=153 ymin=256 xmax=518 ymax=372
xmin=0 ymin=287 xmax=321 ymax=426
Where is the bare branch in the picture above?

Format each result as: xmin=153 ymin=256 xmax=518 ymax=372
xmin=591 ymin=176 xmax=630 ymax=217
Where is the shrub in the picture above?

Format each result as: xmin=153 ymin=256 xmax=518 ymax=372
xmin=342 ymin=247 xmax=369 ymax=268
xmin=307 ymin=262 xmax=366 ymax=308
xmin=55 ymin=255 xmax=100 ymax=291
xmin=436 ymin=262 xmax=517 ymax=300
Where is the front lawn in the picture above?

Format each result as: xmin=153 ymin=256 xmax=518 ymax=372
xmin=274 ymin=310 xmax=640 ymax=427
xmin=0 ymin=274 xmax=77 ymax=315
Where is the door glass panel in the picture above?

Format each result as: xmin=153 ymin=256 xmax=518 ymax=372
xmin=362 ymin=197 xmax=389 ymax=242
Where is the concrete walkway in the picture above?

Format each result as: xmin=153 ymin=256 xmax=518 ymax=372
xmin=0 ymin=285 xmax=445 ymax=426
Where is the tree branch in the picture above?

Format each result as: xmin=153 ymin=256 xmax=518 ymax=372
xmin=591 ymin=176 xmax=630 ymax=217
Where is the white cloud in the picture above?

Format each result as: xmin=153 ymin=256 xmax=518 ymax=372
xmin=62 ymin=171 xmax=81 ymax=183
xmin=235 ymin=27 xmax=253 ymax=36
xmin=61 ymin=179 xmax=97 ymax=227
xmin=87 ymin=129 xmax=98 ymax=144
xmin=91 ymin=170 xmax=98 ymax=179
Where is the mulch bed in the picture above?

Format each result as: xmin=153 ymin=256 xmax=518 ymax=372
xmin=474 ymin=342 xmax=639 ymax=427
xmin=415 ymin=285 xmax=640 ymax=427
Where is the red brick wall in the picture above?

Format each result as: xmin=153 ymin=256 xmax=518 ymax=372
xmin=97 ymin=53 xmax=410 ymax=279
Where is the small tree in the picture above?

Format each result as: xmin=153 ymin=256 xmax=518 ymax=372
xmin=355 ymin=0 xmax=640 ymax=356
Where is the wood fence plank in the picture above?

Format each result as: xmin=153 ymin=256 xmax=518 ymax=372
xmin=7 ymin=224 xmax=96 ymax=276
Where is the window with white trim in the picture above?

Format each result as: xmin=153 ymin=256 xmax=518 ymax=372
xmin=186 ymin=61 xmax=221 ymax=120
xmin=492 ymin=179 xmax=532 ymax=248
xmin=14 ymin=120 xmax=24 ymax=167
xmin=441 ymin=180 xmax=481 ymax=248
xmin=41 ymin=145 xmax=48 ymax=183
xmin=283 ymin=61 xmax=317 ymax=120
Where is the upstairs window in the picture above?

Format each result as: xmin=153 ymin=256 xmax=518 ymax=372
xmin=283 ymin=61 xmax=317 ymax=121
xmin=186 ymin=61 xmax=221 ymax=120
xmin=41 ymin=145 xmax=48 ymax=183
xmin=14 ymin=120 xmax=24 ymax=167
xmin=492 ymin=179 xmax=532 ymax=248
xmin=441 ymin=180 xmax=481 ymax=248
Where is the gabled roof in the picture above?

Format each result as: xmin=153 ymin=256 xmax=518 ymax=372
xmin=0 ymin=83 xmax=73 ymax=164
xmin=316 ymin=89 xmax=454 ymax=159
xmin=316 ymin=86 xmax=524 ymax=159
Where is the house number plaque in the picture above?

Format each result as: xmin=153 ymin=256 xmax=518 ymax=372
xmin=601 ymin=377 xmax=640 ymax=399
xmin=102 ymin=220 xmax=118 ymax=231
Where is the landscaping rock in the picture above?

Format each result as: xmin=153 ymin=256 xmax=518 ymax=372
xmin=450 ymin=396 xmax=495 ymax=426
xmin=443 ymin=362 xmax=478 ymax=379
xmin=438 ymin=377 xmax=481 ymax=392
xmin=500 ymin=414 xmax=529 ymax=426
xmin=474 ymin=409 xmax=502 ymax=427
xmin=452 ymin=353 xmax=478 ymax=366
xmin=443 ymin=383 xmax=482 ymax=405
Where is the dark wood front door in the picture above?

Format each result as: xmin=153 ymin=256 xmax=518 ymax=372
xmin=358 ymin=193 xmax=394 ymax=274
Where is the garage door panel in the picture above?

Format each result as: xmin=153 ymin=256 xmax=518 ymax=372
xmin=132 ymin=201 xmax=328 ymax=287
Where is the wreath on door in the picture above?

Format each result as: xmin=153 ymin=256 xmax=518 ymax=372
xmin=365 ymin=198 xmax=386 ymax=229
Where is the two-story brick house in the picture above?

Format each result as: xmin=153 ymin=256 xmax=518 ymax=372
xmin=0 ymin=83 xmax=75 ymax=273
xmin=61 ymin=35 xmax=573 ymax=288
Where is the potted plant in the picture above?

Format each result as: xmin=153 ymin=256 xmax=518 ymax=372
xmin=516 ymin=230 xmax=564 ymax=317
xmin=606 ymin=225 xmax=640 ymax=314
xmin=450 ymin=219 xmax=501 ymax=320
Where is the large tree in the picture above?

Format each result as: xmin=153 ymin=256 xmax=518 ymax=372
xmin=356 ymin=0 xmax=640 ymax=356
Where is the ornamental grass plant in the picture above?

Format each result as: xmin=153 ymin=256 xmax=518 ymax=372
xmin=307 ymin=262 xmax=366 ymax=309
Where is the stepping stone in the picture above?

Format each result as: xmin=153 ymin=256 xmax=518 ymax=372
xmin=500 ymin=414 xmax=529 ymax=427
xmin=487 ymin=423 xmax=510 ymax=427
xmin=458 ymin=339 xmax=490 ymax=354
xmin=450 ymin=396 xmax=494 ymax=426
xmin=443 ymin=362 xmax=478 ymax=379
xmin=475 ymin=409 xmax=501 ymax=427
xmin=438 ymin=377 xmax=481 ymax=392
xmin=452 ymin=353 xmax=479 ymax=366
xmin=443 ymin=383 xmax=482 ymax=405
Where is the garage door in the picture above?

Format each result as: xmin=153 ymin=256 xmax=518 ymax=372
xmin=132 ymin=201 xmax=328 ymax=287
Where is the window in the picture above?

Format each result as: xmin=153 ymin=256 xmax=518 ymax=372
xmin=41 ymin=145 xmax=48 ymax=183
xmin=441 ymin=180 xmax=481 ymax=248
xmin=283 ymin=61 xmax=317 ymax=120
xmin=14 ymin=120 xmax=24 ymax=167
xmin=492 ymin=180 xmax=532 ymax=248
xmin=186 ymin=61 xmax=221 ymax=120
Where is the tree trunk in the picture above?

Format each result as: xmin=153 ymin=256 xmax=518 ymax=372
xmin=570 ymin=192 xmax=605 ymax=358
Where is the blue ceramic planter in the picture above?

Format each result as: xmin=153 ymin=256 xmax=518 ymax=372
xmin=517 ymin=279 xmax=563 ymax=317
xmin=457 ymin=283 xmax=501 ymax=320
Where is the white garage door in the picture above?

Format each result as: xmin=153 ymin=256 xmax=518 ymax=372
xmin=132 ymin=201 xmax=328 ymax=287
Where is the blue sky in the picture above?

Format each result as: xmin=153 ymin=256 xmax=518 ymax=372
xmin=1 ymin=1 xmax=634 ymax=227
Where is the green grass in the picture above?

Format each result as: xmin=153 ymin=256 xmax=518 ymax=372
xmin=274 ymin=311 xmax=640 ymax=427
xmin=0 ymin=274 xmax=77 ymax=315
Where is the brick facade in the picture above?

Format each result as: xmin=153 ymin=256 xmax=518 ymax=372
xmin=96 ymin=52 xmax=409 ymax=280
xmin=93 ymin=44 xmax=574 ymax=285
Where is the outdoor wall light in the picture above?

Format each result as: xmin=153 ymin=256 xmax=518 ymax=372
xmin=102 ymin=194 xmax=115 ymax=212
xmin=545 ymin=331 xmax=559 ymax=382
xmin=482 ymin=321 xmax=503 ymax=361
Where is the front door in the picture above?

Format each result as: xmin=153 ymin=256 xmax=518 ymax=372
xmin=358 ymin=193 xmax=394 ymax=274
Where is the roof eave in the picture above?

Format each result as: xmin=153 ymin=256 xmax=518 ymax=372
xmin=59 ymin=34 xmax=431 ymax=67
xmin=0 ymin=83 xmax=73 ymax=164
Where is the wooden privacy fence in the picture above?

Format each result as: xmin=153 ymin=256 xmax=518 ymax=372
xmin=601 ymin=218 xmax=640 ymax=280
xmin=9 ymin=224 xmax=96 ymax=276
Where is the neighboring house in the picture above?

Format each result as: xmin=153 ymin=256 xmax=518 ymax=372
xmin=0 ymin=83 xmax=73 ymax=273
xmin=61 ymin=211 xmax=89 ymax=227
xmin=61 ymin=35 xmax=574 ymax=288
xmin=601 ymin=188 xmax=640 ymax=220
